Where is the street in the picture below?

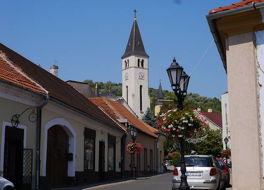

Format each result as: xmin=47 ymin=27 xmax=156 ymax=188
xmin=55 ymin=173 xmax=173 ymax=190
xmin=85 ymin=173 xmax=172 ymax=190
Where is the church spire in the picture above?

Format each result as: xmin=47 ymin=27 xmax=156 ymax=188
xmin=121 ymin=11 xmax=149 ymax=59
xmin=157 ymin=80 xmax=164 ymax=99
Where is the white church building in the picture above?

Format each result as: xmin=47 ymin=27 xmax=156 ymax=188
xmin=121 ymin=14 xmax=150 ymax=118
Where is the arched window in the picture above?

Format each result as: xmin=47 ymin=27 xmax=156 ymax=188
xmin=138 ymin=59 xmax=140 ymax=67
xmin=141 ymin=60 xmax=144 ymax=68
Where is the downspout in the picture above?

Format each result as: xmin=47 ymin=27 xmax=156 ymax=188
xmin=35 ymin=95 xmax=49 ymax=190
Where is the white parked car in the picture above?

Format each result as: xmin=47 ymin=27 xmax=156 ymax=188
xmin=0 ymin=177 xmax=14 ymax=190
xmin=172 ymin=155 xmax=224 ymax=190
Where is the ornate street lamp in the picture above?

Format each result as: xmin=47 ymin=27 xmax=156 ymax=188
xmin=167 ymin=57 xmax=190 ymax=190
xmin=224 ymin=137 xmax=229 ymax=150
xmin=128 ymin=124 xmax=137 ymax=178
xmin=224 ymin=137 xmax=229 ymax=165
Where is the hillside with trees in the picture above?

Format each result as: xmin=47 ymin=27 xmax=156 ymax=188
xmin=83 ymin=80 xmax=221 ymax=113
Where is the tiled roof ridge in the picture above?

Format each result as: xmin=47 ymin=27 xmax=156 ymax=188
xmin=101 ymin=97 xmax=124 ymax=119
xmin=89 ymin=97 xmax=157 ymax=138
xmin=209 ymin=0 xmax=264 ymax=14
xmin=0 ymin=51 xmax=48 ymax=94
xmin=200 ymin=112 xmax=222 ymax=128
xmin=96 ymin=105 xmax=127 ymax=132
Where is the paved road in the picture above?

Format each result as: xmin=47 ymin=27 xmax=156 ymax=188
xmin=55 ymin=172 xmax=233 ymax=190
xmin=84 ymin=173 xmax=172 ymax=190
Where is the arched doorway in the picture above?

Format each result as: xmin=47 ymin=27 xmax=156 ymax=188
xmin=46 ymin=125 xmax=69 ymax=188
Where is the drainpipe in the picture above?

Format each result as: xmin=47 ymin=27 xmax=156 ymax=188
xmin=35 ymin=95 xmax=49 ymax=190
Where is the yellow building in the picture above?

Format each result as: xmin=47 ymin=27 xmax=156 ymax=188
xmin=0 ymin=43 xmax=126 ymax=190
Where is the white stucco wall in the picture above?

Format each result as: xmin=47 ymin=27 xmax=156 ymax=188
xmin=226 ymin=32 xmax=261 ymax=190
xmin=122 ymin=55 xmax=150 ymax=118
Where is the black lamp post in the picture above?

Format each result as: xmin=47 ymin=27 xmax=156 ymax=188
xmin=128 ymin=125 xmax=137 ymax=178
xmin=224 ymin=137 xmax=229 ymax=150
xmin=167 ymin=57 xmax=190 ymax=190
xmin=224 ymin=137 xmax=229 ymax=164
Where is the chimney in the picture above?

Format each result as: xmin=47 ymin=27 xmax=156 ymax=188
xmin=50 ymin=65 xmax=59 ymax=77
xmin=208 ymin=108 xmax=212 ymax=112
xmin=95 ymin=83 xmax=99 ymax=97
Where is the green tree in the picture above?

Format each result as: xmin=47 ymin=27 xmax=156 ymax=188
xmin=193 ymin=127 xmax=223 ymax=157
xmin=142 ymin=108 xmax=157 ymax=128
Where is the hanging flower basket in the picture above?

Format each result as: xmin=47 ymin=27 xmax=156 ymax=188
xmin=157 ymin=108 xmax=207 ymax=140
xmin=221 ymin=149 xmax=231 ymax=158
xmin=126 ymin=142 xmax=143 ymax=154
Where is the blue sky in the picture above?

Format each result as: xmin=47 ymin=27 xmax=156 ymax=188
xmin=1 ymin=0 xmax=230 ymax=98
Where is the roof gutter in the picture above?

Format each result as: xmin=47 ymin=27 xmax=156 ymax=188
xmin=207 ymin=2 xmax=264 ymax=71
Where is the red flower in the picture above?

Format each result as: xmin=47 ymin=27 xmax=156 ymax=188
xmin=165 ymin=129 xmax=171 ymax=132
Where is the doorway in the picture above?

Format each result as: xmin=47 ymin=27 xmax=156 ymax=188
xmin=46 ymin=126 xmax=69 ymax=188
xmin=99 ymin=141 xmax=105 ymax=180
xmin=4 ymin=126 xmax=24 ymax=190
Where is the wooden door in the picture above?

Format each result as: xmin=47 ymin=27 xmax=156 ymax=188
xmin=99 ymin=141 xmax=105 ymax=180
xmin=46 ymin=126 xmax=69 ymax=188
xmin=4 ymin=126 xmax=24 ymax=190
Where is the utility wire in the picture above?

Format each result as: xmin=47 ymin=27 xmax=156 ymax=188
xmin=189 ymin=40 xmax=214 ymax=77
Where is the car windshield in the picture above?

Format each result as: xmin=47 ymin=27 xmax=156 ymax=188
xmin=182 ymin=156 xmax=213 ymax=167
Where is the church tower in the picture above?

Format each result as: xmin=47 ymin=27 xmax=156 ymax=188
xmin=121 ymin=12 xmax=150 ymax=118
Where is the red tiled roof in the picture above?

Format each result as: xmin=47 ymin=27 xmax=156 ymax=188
xmin=89 ymin=97 xmax=158 ymax=138
xmin=200 ymin=112 xmax=222 ymax=128
xmin=0 ymin=43 xmax=125 ymax=131
xmin=0 ymin=54 xmax=46 ymax=94
xmin=209 ymin=0 xmax=264 ymax=14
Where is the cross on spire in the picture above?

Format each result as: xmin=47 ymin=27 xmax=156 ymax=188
xmin=134 ymin=9 xmax=137 ymax=19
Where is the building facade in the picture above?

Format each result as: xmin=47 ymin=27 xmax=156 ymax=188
xmin=89 ymin=97 xmax=166 ymax=177
xmin=208 ymin=1 xmax=264 ymax=189
xmin=0 ymin=43 xmax=126 ymax=190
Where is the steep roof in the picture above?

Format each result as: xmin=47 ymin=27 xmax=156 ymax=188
xmin=0 ymin=53 xmax=46 ymax=94
xmin=209 ymin=0 xmax=264 ymax=14
xmin=121 ymin=16 xmax=149 ymax=59
xmin=0 ymin=43 xmax=125 ymax=132
xmin=200 ymin=112 xmax=222 ymax=128
xmin=157 ymin=81 xmax=164 ymax=99
xmin=89 ymin=97 xmax=157 ymax=138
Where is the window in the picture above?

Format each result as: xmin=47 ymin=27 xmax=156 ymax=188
xmin=137 ymin=153 xmax=141 ymax=171
xmin=138 ymin=59 xmax=140 ymax=67
xmin=140 ymin=85 xmax=143 ymax=111
xmin=84 ymin=128 xmax=96 ymax=171
xmin=150 ymin=149 xmax=153 ymax=171
xmin=144 ymin=148 xmax=148 ymax=171
xmin=126 ymin=85 xmax=128 ymax=103
xmin=108 ymin=135 xmax=116 ymax=171
xmin=141 ymin=59 xmax=144 ymax=68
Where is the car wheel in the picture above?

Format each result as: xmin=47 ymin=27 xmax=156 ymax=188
xmin=4 ymin=186 xmax=14 ymax=190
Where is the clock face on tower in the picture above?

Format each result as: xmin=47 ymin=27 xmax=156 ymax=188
xmin=138 ymin=72 xmax=144 ymax=80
